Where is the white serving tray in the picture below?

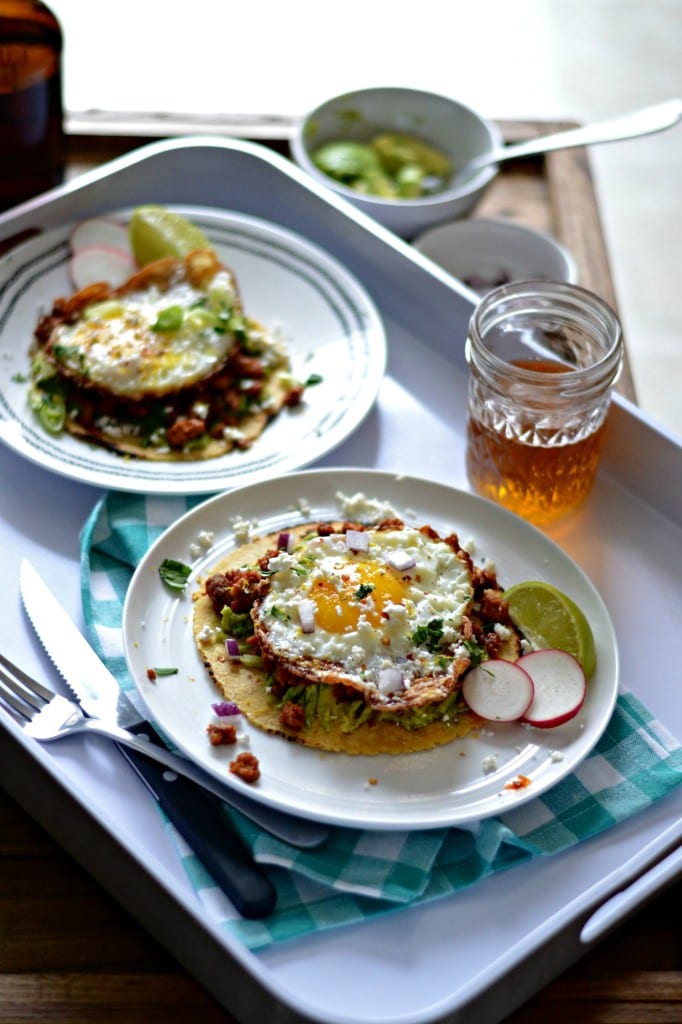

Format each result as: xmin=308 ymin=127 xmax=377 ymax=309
xmin=0 ymin=138 xmax=680 ymax=1024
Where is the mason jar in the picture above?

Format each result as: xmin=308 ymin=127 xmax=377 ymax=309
xmin=465 ymin=280 xmax=623 ymax=526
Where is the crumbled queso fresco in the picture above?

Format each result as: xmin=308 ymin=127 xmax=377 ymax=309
xmin=230 ymin=515 xmax=256 ymax=544
xmin=189 ymin=529 xmax=215 ymax=559
xmin=337 ymin=491 xmax=399 ymax=523
xmin=290 ymin=496 xmax=312 ymax=518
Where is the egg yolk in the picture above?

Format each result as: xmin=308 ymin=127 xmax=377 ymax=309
xmin=311 ymin=562 xmax=406 ymax=633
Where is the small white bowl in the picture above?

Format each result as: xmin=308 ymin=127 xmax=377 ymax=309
xmin=290 ymin=86 xmax=503 ymax=238
xmin=413 ymin=218 xmax=578 ymax=294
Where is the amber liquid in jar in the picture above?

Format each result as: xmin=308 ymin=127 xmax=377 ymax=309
xmin=465 ymin=282 xmax=623 ymax=527
xmin=467 ymin=359 xmax=608 ymax=525
xmin=0 ymin=1 xmax=64 ymax=210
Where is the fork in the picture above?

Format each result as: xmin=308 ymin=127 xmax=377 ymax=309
xmin=0 ymin=650 xmax=284 ymax=917
xmin=0 ymin=652 xmax=325 ymax=848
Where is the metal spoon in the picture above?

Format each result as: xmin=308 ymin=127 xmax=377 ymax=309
xmin=455 ymin=98 xmax=682 ymax=185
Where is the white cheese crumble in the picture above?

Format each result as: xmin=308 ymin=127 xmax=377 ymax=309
xmin=189 ymin=529 xmax=215 ymax=558
xmin=291 ymin=497 xmax=312 ymax=517
xmin=231 ymin=515 xmax=256 ymax=543
xmin=337 ymin=491 xmax=399 ymax=524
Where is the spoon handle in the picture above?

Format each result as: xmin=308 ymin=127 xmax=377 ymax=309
xmin=478 ymin=98 xmax=682 ymax=170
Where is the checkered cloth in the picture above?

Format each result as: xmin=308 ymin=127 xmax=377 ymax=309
xmin=80 ymin=491 xmax=682 ymax=951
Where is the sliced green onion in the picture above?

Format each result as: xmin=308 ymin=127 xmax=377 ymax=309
xmin=152 ymin=305 xmax=184 ymax=332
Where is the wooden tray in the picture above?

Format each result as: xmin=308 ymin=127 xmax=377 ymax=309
xmin=61 ymin=119 xmax=636 ymax=401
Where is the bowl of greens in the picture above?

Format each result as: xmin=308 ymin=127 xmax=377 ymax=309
xmin=290 ymin=86 xmax=503 ymax=238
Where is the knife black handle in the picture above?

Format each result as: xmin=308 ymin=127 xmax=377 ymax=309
xmin=116 ymin=725 xmax=276 ymax=919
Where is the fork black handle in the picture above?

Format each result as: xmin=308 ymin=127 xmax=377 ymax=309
xmin=116 ymin=724 xmax=276 ymax=919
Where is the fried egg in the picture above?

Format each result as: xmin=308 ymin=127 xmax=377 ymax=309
xmin=46 ymin=259 xmax=239 ymax=400
xmin=253 ymin=525 xmax=474 ymax=702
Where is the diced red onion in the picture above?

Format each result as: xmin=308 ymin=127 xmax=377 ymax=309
xmin=298 ymin=599 xmax=316 ymax=633
xmin=377 ymin=668 xmax=405 ymax=694
xmin=385 ymin=549 xmax=416 ymax=572
xmin=225 ymin=637 xmax=241 ymax=658
xmin=346 ymin=529 xmax=369 ymax=553
xmin=212 ymin=700 xmax=241 ymax=717
xmin=278 ymin=531 xmax=292 ymax=552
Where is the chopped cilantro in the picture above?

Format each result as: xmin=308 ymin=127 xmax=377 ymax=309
xmin=354 ymin=582 xmax=375 ymax=601
xmin=52 ymin=344 xmax=87 ymax=373
xmin=270 ymin=606 xmax=290 ymax=622
xmin=305 ymin=373 xmax=323 ymax=387
xmin=159 ymin=558 xmax=191 ymax=591
xmin=463 ymin=638 xmax=486 ymax=668
xmin=412 ymin=618 xmax=444 ymax=652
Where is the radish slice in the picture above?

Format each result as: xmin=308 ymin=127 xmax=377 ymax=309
xmin=519 ymin=649 xmax=586 ymax=728
xmin=70 ymin=245 xmax=136 ymax=290
xmin=70 ymin=216 xmax=130 ymax=255
xmin=462 ymin=659 xmax=534 ymax=722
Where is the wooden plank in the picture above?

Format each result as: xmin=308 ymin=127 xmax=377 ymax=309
xmin=1 ymin=788 xmax=680 ymax=1024
xmin=0 ymin=975 xmax=234 ymax=1022
xmin=475 ymin=119 xmax=637 ymax=402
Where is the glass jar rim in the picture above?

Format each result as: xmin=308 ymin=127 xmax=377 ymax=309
xmin=468 ymin=279 xmax=623 ymax=386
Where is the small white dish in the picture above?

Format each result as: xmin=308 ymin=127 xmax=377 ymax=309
xmin=413 ymin=217 xmax=578 ymax=294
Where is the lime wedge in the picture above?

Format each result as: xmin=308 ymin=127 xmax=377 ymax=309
xmin=129 ymin=206 xmax=211 ymax=265
xmin=503 ymin=580 xmax=597 ymax=679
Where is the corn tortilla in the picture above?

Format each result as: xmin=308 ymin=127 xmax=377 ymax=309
xmin=192 ymin=525 xmax=483 ymax=756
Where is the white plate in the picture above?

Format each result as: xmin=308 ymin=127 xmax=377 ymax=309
xmin=0 ymin=207 xmax=386 ymax=494
xmin=122 ymin=468 xmax=619 ymax=830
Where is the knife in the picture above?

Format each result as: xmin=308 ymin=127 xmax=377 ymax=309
xmin=19 ymin=560 xmax=327 ymax=848
xmin=19 ymin=561 xmax=278 ymax=919
xmin=18 ymin=563 xmax=332 ymax=919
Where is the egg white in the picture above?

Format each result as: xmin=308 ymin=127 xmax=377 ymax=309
xmin=49 ymin=269 xmax=238 ymax=399
xmin=255 ymin=527 xmax=473 ymax=695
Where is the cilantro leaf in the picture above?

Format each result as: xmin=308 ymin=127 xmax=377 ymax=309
xmin=412 ymin=618 xmax=444 ymax=652
xmin=159 ymin=558 xmax=191 ymax=591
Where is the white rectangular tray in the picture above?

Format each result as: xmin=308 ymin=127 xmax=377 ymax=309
xmin=0 ymin=138 xmax=680 ymax=1024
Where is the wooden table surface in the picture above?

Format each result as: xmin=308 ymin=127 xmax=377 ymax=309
xmin=1 ymin=124 xmax=679 ymax=1023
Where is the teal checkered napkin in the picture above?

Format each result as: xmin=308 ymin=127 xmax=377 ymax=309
xmin=80 ymin=492 xmax=682 ymax=952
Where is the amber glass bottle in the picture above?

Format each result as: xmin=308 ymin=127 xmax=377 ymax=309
xmin=0 ymin=0 xmax=64 ymax=210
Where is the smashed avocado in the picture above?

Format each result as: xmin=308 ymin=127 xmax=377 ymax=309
xmin=311 ymin=132 xmax=453 ymax=199
xmin=274 ymin=680 xmax=466 ymax=734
